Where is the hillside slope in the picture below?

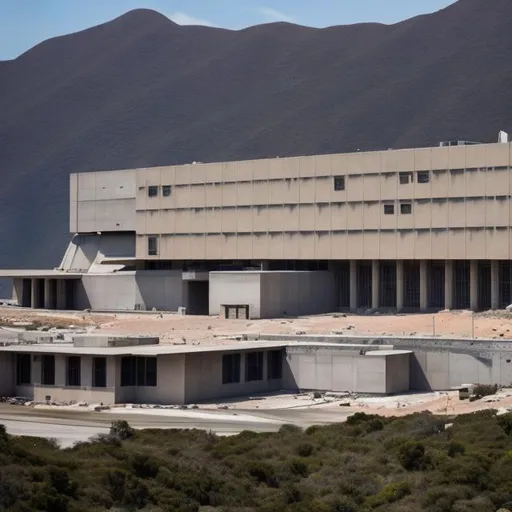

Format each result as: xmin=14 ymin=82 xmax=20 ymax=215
xmin=0 ymin=0 xmax=512 ymax=270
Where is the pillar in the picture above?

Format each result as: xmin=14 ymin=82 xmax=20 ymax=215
xmin=372 ymin=260 xmax=379 ymax=310
xmin=56 ymin=280 xmax=67 ymax=310
xmin=31 ymin=279 xmax=38 ymax=309
xmin=44 ymin=279 xmax=52 ymax=309
xmin=444 ymin=260 xmax=453 ymax=310
xmin=349 ymin=260 xmax=357 ymax=312
xmin=491 ymin=260 xmax=499 ymax=310
xmin=420 ymin=260 xmax=428 ymax=311
xmin=396 ymin=260 xmax=404 ymax=312
xmin=470 ymin=260 xmax=479 ymax=311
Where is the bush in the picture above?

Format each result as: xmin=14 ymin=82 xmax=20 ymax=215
xmin=398 ymin=441 xmax=426 ymax=470
xmin=296 ymin=443 xmax=314 ymax=457
xmin=110 ymin=420 xmax=135 ymax=440
xmin=366 ymin=482 xmax=411 ymax=507
xmin=472 ymin=384 xmax=498 ymax=400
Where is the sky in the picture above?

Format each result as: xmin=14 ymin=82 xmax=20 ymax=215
xmin=0 ymin=0 xmax=455 ymax=60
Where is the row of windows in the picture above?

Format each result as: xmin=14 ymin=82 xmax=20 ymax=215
xmin=120 ymin=357 xmax=157 ymax=387
xmin=384 ymin=203 xmax=412 ymax=215
xmin=141 ymin=166 xmax=511 ymax=191
xmin=148 ymin=185 xmax=172 ymax=197
xmin=222 ymin=350 xmax=283 ymax=384
xmin=16 ymin=354 xmax=107 ymax=388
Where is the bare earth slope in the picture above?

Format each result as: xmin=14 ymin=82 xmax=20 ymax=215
xmin=0 ymin=0 xmax=512 ymax=269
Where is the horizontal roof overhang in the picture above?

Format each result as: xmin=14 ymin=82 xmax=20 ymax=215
xmin=0 ymin=270 xmax=83 ymax=279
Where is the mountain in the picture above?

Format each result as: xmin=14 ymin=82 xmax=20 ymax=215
xmin=0 ymin=0 xmax=512 ymax=273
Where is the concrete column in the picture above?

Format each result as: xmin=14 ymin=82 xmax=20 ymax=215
xmin=396 ymin=260 xmax=404 ymax=312
xmin=491 ymin=260 xmax=500 ymax=310
xmin=444 ymin=260 xmax=453 ymax=310
xmin=349 ymin=260 xmax=358 ymax=312
xmin=470 ymin=260 xmax=479 ymax=311
xmin=56 ymin=280 xmax=67 ymax=310
xmin=420 ymin=260 xmax=428 ymax=311
xmin=31 ymin=279 xmax=38 ymax=309
xmin=44 ymin=279 xmax=52 ymax=310
xmin=372 ymin=260 xmax=380 ymax=310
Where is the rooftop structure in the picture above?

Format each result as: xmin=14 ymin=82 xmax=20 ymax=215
xmin=2 ymin=140 xmax=512 ymax=316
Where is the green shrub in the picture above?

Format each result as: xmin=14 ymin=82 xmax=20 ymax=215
xmin=110 ymin=420 xmax=135 ymax=440
xmin=472 ymin=383 xmax=498 ymax=400
xmin=296 ymin=443 xmax=314 ymax=457
xmin=398 ymin=441 xmax=426 ymax=470
xmin=366 ymin=482 xmax=411 ymax=507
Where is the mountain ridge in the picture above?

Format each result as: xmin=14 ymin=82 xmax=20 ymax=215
xmin=0 ymin=0 xmax=511 ymax=273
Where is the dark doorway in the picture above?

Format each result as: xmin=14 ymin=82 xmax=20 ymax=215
xmin=478 ymin=261 xmax=491 ymax=311
xmin=65 ymin=280 xmax=75 ymax=310
xmin=453 ymin=261 xmax=470 ymax=310
xmin=404 ymin=261 xmax=420 ymax=309
xmin=22 ymin=279 xmax=31 ymax=307
xmin=379 ymin=261 xmax=396 ymax=308
xmin=36 ymin=279 xmax=44 ymax=309
xmin=428 ymin=261 xmax=445 ymax=309
xmin=187 ymin=281 xmax=209 ymax=315
xmin=500 ymin=261 xmax=512 ymax=308
xmin=357 ymin=262 xmax=372 ymax=309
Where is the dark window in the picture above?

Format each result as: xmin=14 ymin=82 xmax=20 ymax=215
xmin=246 ymin=351 xmax=264 ymax=382
xmin=148 ymin=236 xmax=158 ymax=256
xmin=16 ymin=354 xmax=31 ymax=385
xmin=399 ymin=172 xmax=412 ymax=184
xmin=162 ymin=185 xmax=172 ymax=197
xmin=400 ymin=203 xmax=412 ymax=215
xmin=41 ymin=355 xmax=55 ymax=386
xmin=267 ymin=350 xmax=283 ymax=380
xmin=384 ymin=204 xmax=395 ymax=215
xmin=222 ymin=353 xmax=241 ymax=384
xmin=66 ymin=356 xmax=81 ymax=387
xmin=417 ymin=171 xmax=430 ymax=183
xmin=92 ymin=357 xmax=107 ymax=388
xmin=148 ymin=185 xmax=159 ymax=197
xmin=121 ymin=356 xmax=136 ymax=386
xmin=137 ymin=357 xmax=157 ymax=387
xmin=333 ymin=176 xmax=345 ymax=191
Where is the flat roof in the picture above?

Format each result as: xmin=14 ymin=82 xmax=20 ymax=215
xmin=365 ymin=350 xmax=412 ymax=356
xmin=0 ymin=270 xmax=83 ymax=279
xmin=0 ymin=341 xmax=289 ymax=356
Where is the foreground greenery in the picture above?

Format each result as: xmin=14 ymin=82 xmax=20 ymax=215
xmin=2 ymin=411 xmax=512 ymax=511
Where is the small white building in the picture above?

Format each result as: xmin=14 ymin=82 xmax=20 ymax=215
xmin=0 ymin=335 xmax=411 ymax=405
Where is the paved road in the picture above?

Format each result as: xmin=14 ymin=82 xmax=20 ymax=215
xmin=0 ymin=404 xmax=352 ymax=446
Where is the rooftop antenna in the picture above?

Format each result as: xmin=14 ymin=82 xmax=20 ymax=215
xmin=498 ymin=130 xmax=509 ymax=143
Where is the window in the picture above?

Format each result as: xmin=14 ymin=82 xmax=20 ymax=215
xmin=399 ymin=172 xmax=413 ymax=184
xmin=267 ymin=350 xmax=283 ymax=380
xmin=162 ymin=185 xmax=172 ymax=197
xmin=16 ymin=354 xmax=31 ymax=385
xmin=417 ymin=171 xmax=430 ymax=183
xmin=246 ymin=351 xmax=264 ymax=382
xmin=41 ymin=355 xmax=55 ymax=386
xmin=121 ymin=356 xmax=136 ymax=386
xmin=148 ymin=185 xmax=159 ymax=197
xmin=92 ymin=357 xmax=107 ymax=388
xmin=384 ymin=204 xmax=395 ymax=215
xmin=222 ymin=353 xmax=241 ymax=384
xmin=400 ymin=203 xmax=412 ymax=215
xmin=333 ymin=176 xmax=345 ymax=191
xmin=148 ymin=236 xmax=158 ymax=256
xmin=137 ymin=357 xmax=157 ymax=387
xmin=66 ymin=356 xmax=81 ymax=387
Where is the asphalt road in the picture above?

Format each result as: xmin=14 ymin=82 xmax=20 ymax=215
xmin=0 ymin=404 xmax=352 ymax=446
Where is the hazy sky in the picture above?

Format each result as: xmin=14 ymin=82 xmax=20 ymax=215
xmin=0 ymin=0 xmax=455 ymax=60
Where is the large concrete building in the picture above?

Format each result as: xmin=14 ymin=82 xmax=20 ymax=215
xmin=3 ymin=140 xmax=512 ymax=316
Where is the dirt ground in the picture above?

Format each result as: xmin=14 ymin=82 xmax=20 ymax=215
xmin=2 ymin=307 xmax=512 ymax=345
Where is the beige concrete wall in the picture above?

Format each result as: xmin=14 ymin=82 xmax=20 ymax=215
xmin=76 ymin=271 xmax=184 ymax=311
xmin=260 ymin=271 xmax=336 ymax=318
xmin=209 ymin=272 xmax=261 ymax=317
xmin=384 ymin=353 xmax=411 ymax=393
xmin=70 ymin=169 xmax=136 ymax=233
xmin=285 ymin=346 xmax=408 ymax=394
xmin=123 ymin=142 xmax=512 ymax=260
xmin=184 ymin=350 xmax=283 ymax=403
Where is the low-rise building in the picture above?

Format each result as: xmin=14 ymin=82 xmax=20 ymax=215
xmin=0 ymin=335 xmax=411 ymax=404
